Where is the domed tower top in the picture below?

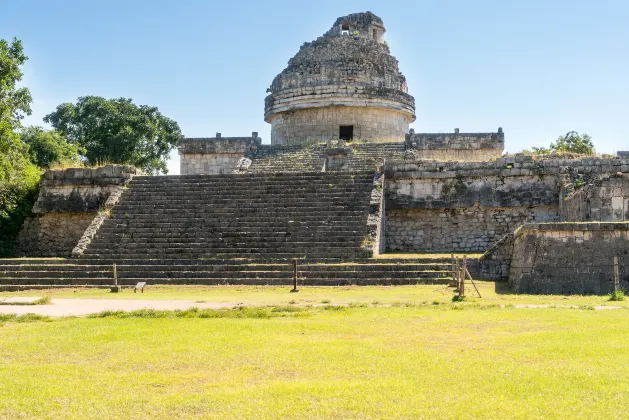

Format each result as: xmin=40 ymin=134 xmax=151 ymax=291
xmin=265 ymin=12 xmax=416 ymax=145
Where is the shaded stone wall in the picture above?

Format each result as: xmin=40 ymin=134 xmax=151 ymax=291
xmin=509 ymin=223 xmax=629 ymax=294
xmin=15 ymin=213 xmax=95 ymax=257
xmin=478 ymin=234 xmax=515 ymax=281
xmin=386 ymin=206 xmax=558 ymax=253
xmin=178 ymin=135 xmax=261 ymax=175
xmin=562 ymin=173 xmax=629 ymax=222
xmin=270 ymin=107 xmax=409 ymax=145
xmin=383 ymin=155 xmax=629 ymax=254
xmin=14 ymin=165 xmax=137 ymax=257
xmin=404 ymin=129 xmax=504 ymax=162
xmin=180 ymin=153 xmax=245 ymax=175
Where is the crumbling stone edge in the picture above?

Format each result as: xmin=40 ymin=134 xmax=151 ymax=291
xmin=364 ymin=165 xmax=385 ymax=256
xmin=71 ymin=184 xmax=130 ymax=257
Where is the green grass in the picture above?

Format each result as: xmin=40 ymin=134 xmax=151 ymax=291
xmin=2 ymin=283 xmax=628 ymax=308
xmin=0 ymin=296 xmax=51 ymax=306
xmin=1 ymin=304 xmax=628 ymax=419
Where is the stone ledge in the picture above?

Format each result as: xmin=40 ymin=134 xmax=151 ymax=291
xmin=515 ymin=222 xmax=629 ymax=235
xmin=179 ymin=135 xmax=261 ymax=155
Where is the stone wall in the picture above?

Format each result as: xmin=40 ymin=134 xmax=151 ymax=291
xmin=383 ymin=155 xmax=629 ymax=254
xmin=14 ymin=165 xmax=137 ymax=257
xmin=509 ymin=223 xmax=629 ymax=294
xmin=15 ymin=213 xmax=95 ymax=257
xmin=386 ymin=205 xmax=558 ymax=253
xmin=562 ymin=173 xmax=629 ymax=222
xmin=404 ymin=129 xmax=504 ymax=162
xmin=178 ymin=134 xmax=261 ymax=175
xmin=270 ymin=107 xmax=410 ymax=145
xmin=478 ymin=234 xmax=514 ymax=281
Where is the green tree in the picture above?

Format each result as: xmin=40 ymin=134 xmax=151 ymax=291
xmin=0 ymin=38 xmax=41 ymax=256
xmin=44 ymin=96 xmax=182 ymax=174
xmin=550 ymin=131 xmax=595 ymax=155
xmin=20 ymin=126 xmax=83 ymax=168
xmin=526 ymin=131 xmax=596 ymax=156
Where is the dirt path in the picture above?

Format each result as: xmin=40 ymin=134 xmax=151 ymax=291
xmin=0 ymin=299 xmax=623 ymax=317
xmin=0 ymin=299 xmax=233 ymax=317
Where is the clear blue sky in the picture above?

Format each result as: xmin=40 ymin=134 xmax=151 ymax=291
xmin=2 ymin=0 xmax=628 ymax=174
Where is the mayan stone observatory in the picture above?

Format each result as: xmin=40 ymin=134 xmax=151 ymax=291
xmin=2 ymin=11 xmax=629 ymax=295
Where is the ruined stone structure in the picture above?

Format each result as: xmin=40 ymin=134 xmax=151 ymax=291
xmin=3 ymin=12 xmax=629 ymax=294
xmin=264 ymin=12 xmax=415 ymax=145
xmin=561 ymin=173 xmax=629 ymax=222
xmin=179 ymin=133 xmax=261 ymax=175
xmin=14 ymin=166 xmax=137 ymax=257
xmin=509 ymin=223 xmax=629 ymax=294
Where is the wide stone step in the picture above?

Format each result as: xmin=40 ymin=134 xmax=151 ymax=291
xmin=88 ymin=235 xmax=365 ymax=245
xmin=116 ymin=271 xmax=449 ymax=280
xmin=83 ymin=244 xmax=370 ymax=251
xmin=89 ymin=263 xmax=450 ymax=272
xmin=0 ymin=278 xmax=451 ymax=287
xmin=97 ymin=227 xmax=364 ymax=235
xmin=81 ymin=251 xmax=371 ymax=259
xmin=0 ymin=271 xmax=113 ymax=279
xmin=126 ymin=189 xmax=372 ymax=195
xmin=113 ymin=199 xmax=371 ymax=205
xmin=0 ymin=278 xmax=115 ymax=285
xmin=130 ymin=173 xmax=373 ymax=183
xmin=128 ymin=184 xmax=373 ymax=191
xmin=100 ymin=222 xmax=367 ymax=230
xmin=106 ymin=210 xmax=369 ymax=217
xmin=108 ymin=208 xmax=370 ymax=216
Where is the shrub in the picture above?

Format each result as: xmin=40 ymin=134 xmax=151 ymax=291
xmin=608 ymin=290 xmax=625 ymax=301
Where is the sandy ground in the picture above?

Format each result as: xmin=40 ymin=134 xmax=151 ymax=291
xmin=0 ymin=299 xmax=234 ymax=317
xmin=0 ymin=299 xmax=623 ymax=317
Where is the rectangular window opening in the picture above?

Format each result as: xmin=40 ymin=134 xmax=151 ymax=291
xmin=339 ymin=125 xmax=354 ymax=141
xmin=373 ymin=29 xmax=377 ymax=39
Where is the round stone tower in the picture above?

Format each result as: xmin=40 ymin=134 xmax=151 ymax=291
xmin=264 ymin=12 xmax=416 ymax=145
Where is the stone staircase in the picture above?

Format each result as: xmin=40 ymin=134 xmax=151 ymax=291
xmin=0 ymin=170 xmax=457 ymax=288
xmin=0 ymin=257 xmax=454 ymax=288
xmin=82 ymin=172 xmax=374 ymax=260
xmin=245 ymin=142 xmax=408 ymax=173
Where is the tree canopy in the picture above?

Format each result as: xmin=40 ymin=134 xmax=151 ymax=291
xmin=531 ymin=131 xmax=596 ymax=155
xmin=44 ymin=96 xmax=182 ymax=174
xmin=0 ymin=38 xmax=41 ymax=256
xmin=20 ymin=126 xmax=83 ymax=168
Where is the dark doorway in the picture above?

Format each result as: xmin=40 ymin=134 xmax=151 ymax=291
xmin=339 ymin=125 xmax=354 ymax=141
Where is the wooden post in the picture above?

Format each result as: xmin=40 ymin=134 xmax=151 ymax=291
xmin=451 ymin=254 xmax=455 ymax=287
xmin=290 ymin=259 xmax=299 ymax=293
xmin=614 ymin=256 xmax=620 ymax=293
xmin=465 ymin=267 xmax=482 ymax=298
xmin=459 ymin=256 xmax=466 ymax=297
xmin=110 ymin=263 xmax=119 ymax=293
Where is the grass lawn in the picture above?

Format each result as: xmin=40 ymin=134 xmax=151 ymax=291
xmin=1 ymin=304 xmax=629 ymax=419
xmin=1 ymin=282 xmax=628 ymax=308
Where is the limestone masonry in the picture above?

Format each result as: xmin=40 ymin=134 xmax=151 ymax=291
xmin=3 ymin=12 xmax=628 ymax=294
xmin=264 ymin=12 xmax=415 ymax=145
